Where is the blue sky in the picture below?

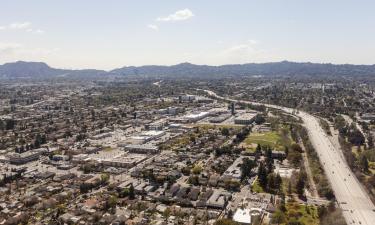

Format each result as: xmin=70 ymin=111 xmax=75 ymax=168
xmin=1 ymin=0 xmax=375 ymax=70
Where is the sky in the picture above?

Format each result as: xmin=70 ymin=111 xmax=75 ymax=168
xmin=1 ymin=0 xmax=375 ymax=70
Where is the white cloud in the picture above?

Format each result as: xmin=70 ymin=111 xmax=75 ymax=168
xmin=209 ymin=39 xmax=274 ymax=64
xmin=0 ymin=42 xmax=22 ymax=56
xmin=26 ymin=28 xmax=45 ymax=34
xmin=157 ymin=9 xmax=194 ymax=22
xmin=34 ymin=29 xmax=45 ymax=34
xmin=9 ymin=22 xmax=32 ymax=29
xmin=147 ymin=24 xmax=159 ymax=31
xmin=0 ymin=22 xmax=45 ymax=34
xmin=0 ymin=42 xmax=59 ymax=60
xmin=222 ymin=40 xmax=259 ymax=54
xmin=248 ymin=39 xmax=258 ymax=45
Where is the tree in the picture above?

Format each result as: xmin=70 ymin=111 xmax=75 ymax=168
xmin=348 ymin=129 xmax=365 ymax=146
xmin=265 ymin=147 xmax=274 ymax=172
xmin=221 ymin=127 xmax=230 ymax=137
xmin=274 ymin=173 xmax=282 ymax=191
xmin=257 ymin=162 xmax=268 ymax=188
xmin=368 ymin=135 xmax=374 ymax=149
xmin=240 ymin=158 xmax=256 ymax=180
xmin=106 ymin=195 xmax=118 ymax=209
xmin=272 ymin=210 xmax=286 ymax=225
xmin=359 ymin=154 xmax=369 ymax=172
xmin=192 ymin=165 xmax=203 ymax=175
xmin=5 ymin=119 xmax=16 ymax=130
xmin=287 ymin=180 xmax=292 ymax=195
xmin=267 ymin=173 xmax=275 ymax=191
xmin=100 ymin=173 xmax=110 ymax=184
xmin=296 ymin=172 xmax=306 ymax=197
xmin=256 ymin=144 xmax=261 ymax=152
xmin=214 ymin=219 xmax=239 ymax=225
xmin=254 ymin=114 xmax=265 ymax=124
xmin=129 ymin=184 xmax=135 ymax=199
xmin=286 ymin=219 xmax=304 ymax=225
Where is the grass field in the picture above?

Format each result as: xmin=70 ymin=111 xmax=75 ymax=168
xmin=284 ymin=201 xmax=319 ymax=225
xmin=243 ymin=131 xmax=286 ymax=151
xmin=251 ymin=180 xmax=264 ymax=193
xmin=103 ymin=146 xmax=113 ymax=152
xmin=369 ymin=161 xmax=375 ymax=175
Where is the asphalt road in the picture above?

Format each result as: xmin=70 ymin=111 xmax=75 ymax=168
xmin=203 ymin=89 xmax=375 ymax=225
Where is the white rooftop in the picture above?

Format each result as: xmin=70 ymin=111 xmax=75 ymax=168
xmin=233 ymin=208 xmax=251 ymax=224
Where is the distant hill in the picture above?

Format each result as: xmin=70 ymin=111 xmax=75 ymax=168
xmin=1 ymin=60 xmax=375 ymax=79
xmin=0 ymin=61 xmax=106 ymax=79
xmin=111 ymin=61 xmax=375 ymax=77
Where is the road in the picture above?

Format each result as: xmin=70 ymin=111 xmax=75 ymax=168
xmin=203 ymin=89 xmax=375 ymax=225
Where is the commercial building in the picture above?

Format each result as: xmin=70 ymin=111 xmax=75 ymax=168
xmin=209 ymin=113 xmax=231 ymax=123
xmin=124 ymin=144 xmax=160 ymax=154
xmin=147 ymin=120 xmax=168 ymax=131
xmin=222 ymin=157 xmax=254 ymax=181
xmin=121 ymin=130 xmax=166 ymax=145
xmin=206 ymin=189 xmax=231 ymax=209
xmin=7 ymin=148 xmax=47 ymax=165
xmin=361 ymin=113 xmax=375 ymax=121
xmin=171 ymin=111 xmax=211 ymax=124
xmin=99 ymin=154 xmax=147 ymax=168
xmin=233 ymin=208 xmax=263 ymax=225
xmin=179 ymin=95 xmax=195 ymax=102
xmin=234 ymin=113 xmax=258 ymax=125
xmin=90 ymin=132 xmax=112 ymax=140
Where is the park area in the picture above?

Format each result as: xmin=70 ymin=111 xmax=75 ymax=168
xmin=241 ymin=130 xmax=291 ymax=152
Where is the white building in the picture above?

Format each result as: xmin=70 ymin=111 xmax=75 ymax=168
xmin=233 ymin=208 xmax=263 ymax=225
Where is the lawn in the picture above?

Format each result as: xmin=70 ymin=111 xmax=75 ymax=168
xmin=243 ymin=131 xmax=286 ymax=151
xmin=369 ymin=162 xmax=375 ymax=175
xmin=103 ymin=146 xmax=113 ymax=152
xmin=251 ymin=180 xmax=264 ymax=193
xmin=284 ymin=201 xmax=319 ymax=225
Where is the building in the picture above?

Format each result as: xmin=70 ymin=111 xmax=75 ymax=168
xmin=99 ymin=154 xmax=147 ymax=168
xmin=222 ymin=157 xmax=255 ymax=181
xmin=234 ymin=113 xmax=258 ymax=125
xmin=90 ymin=132 xmax=112 ymax=140
xmin=206 ymin=189 xmax=231 ymax=209
xmin=233 ymin=208 xmax=263 ymax=225
xmin=171 ymin=111 xmax=211 ymax=124
xmin=7 ymin=148 xmax=47 ymax=165
xmin=179 ymin=95 xmax=195 ymax=102
xmin=156 ymin=106 xmax=184 ymax=115
xmin=209 ymin=113 xmax=231 ymax=123
xmin=147 ymin=120 xmax=168 ymax=131
xmin=361 ymin=113 xmax=375 ymax=121
xmin=124 ymin=144 xmax=159 ymax=154
xmin=125 ymin=130 xmax=166 ymax=145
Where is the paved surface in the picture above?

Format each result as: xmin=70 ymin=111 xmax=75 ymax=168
xmin=203 ymin=89 xmax=375 ymax=225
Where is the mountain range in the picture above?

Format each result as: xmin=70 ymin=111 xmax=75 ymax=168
xmin=1 ymin=60 xmax=375 ymax=79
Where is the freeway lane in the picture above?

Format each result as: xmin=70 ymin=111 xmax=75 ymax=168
xmin=203 ymin=89 xmax=375 ymax=225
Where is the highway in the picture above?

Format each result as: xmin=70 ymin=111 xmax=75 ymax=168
xmin=203 ymin=89 xmax=375 ymax=225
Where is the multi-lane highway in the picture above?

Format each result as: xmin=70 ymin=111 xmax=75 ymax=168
xmin=203 ymin=89 xmax=375 ymax=225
